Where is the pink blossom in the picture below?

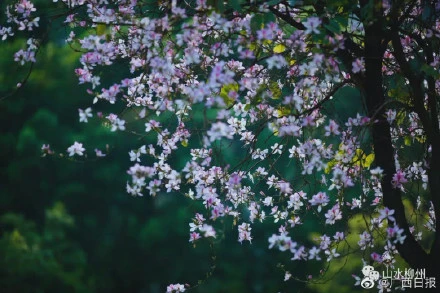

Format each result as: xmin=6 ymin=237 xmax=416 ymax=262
xmin=371 ymin=252 xmax=383 ymax=263
xmin=333 ymin=232 xmax=344 ymax=241
xmin=308 ymin=246 xmax=321 ymax=260
xmin=391 ymin=170 xmax=407 ymax=189
xmin=78 ymin=107 xmax=92 ymax=123
xmin=94 ymin=149 xmax=106 ymax=157
xmin=324 ymin=204 xmax=342 ymax=225
xmin=351 ymin=58 xmax=365 ymax=73
xmin=309 ymin=192 xmax=329 ymax=212
xmin=324 ymin=120 xmax=340 ymax=136
xmin=41 ymin=144 xmax=54 ymax=156
xmin=303 ymin=17 xmax=321 ymax=34
xmin=189 ymin=232 xmax=201 ymax=243
xmin=67 ymin=141 xmax=85 ymax=157
xmin=166 ymin=284 xmax=186 ymax=293
xmin=238 ymin=222 xmax=252 ymax=243
xmin=378 ymin=207 xmax=396 ymax=223
xmin=200 ymin=224 xmax=216 ymax=238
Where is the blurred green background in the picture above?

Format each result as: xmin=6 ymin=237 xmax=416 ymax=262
xmin=0 ymin=1 xmax=374 ymax=293
xmin=0 ymin=40 xmax=315 ymax=292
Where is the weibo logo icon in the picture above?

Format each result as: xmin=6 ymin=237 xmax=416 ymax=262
xmin=361 ymin=265 xmax=380 ymax=289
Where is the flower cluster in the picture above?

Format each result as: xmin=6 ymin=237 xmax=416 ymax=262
xmin=3 ymin=0 xmax=439 ymax=291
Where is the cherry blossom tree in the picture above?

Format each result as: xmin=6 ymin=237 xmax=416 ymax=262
xmin=2 ymin=0 xmax=440 ymax=291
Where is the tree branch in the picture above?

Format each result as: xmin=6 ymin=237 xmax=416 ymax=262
xmin=362 ymin=0 xmax=430 ymax=271
xmin=422 ymin=24 xmax=440 ymax=268
xmin=298 ymin=80 xmax=352 ymax=117
xmin=267 ymin=6 xmax=305 ymax=30
xmin=390 ymin=33 xmax=434 ymax=143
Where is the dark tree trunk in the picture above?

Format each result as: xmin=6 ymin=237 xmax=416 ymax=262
xmin=362 ymin=0 xmax=440 ymax=288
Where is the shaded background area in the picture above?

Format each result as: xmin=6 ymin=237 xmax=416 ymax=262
xmin=0 ymin=1 xmax=370 ymax=293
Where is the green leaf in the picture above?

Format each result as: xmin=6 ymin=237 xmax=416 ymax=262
xmin=267 ymin=0 xmax=282 ymax=5
xmin=273 ymin=44 xmax=286 ymax=53
xmin=324 ymin=19 xmax=341 ymax=34
xmin=216 ymin=0 xmax=225 ymax=12
xmin=219 ymin=83 xmax=239 ymax=107
xmin=422 ymin=4 xmax=433 ymax=21
xmin=269 ymin=81 xmax=282 ymax=99
xmin=363 ymin=153 xmax=375 ymax=168
xmin=251 ymin=14 xmax=265 ymax=33
xmin=208 ymin=0 xmax=224 ymax=12
xmin=350 ymin=149 xmax=375 ymax=168
xmin=421 ymin=64 xmax=439 ymax=78
xmin=334 ymin=15 xmax=348 ymax=28
xmin=250 ymin=13 xmax=276 ymax=33
xmin=96 ymin=24 xmax=107 ymax=36
xmin=276 ymin=106 xmax=291 ymax=117
xmin=228 ymin=0 xmax=243 ymax=11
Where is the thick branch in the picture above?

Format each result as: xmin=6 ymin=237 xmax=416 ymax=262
xmin=362 ymin=0 xmax=430 ymax=271
xmin=391 ymin=20 xmax=440 ymax=267
xmin=423 ymin=31 xmax=440 ymax=266
xmin=267 ymin=6 xmax=305 ymax=30
xmin=424 ymin=47 xmax=440 ymax=144
xmin=390 ymin=33 xmax=434 ymax=142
